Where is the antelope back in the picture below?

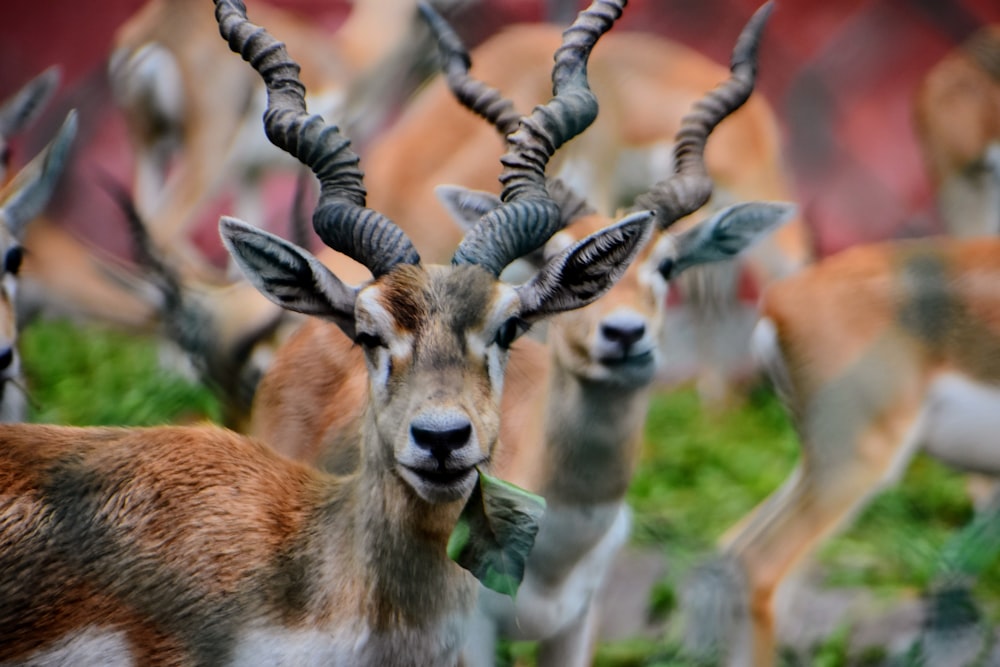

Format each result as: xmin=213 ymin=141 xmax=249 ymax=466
xmin=0 ymin=422 xmax=359 ymax=665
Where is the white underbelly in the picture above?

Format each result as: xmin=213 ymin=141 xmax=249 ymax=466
xmin=922 ymin=373 xmax=1000 ymax=474
xmin=8 ymin=627 xmax=134 ymax=667
xmin=11 ymin=618 xmax=466 ymax=667
xmin=229 ymin=617 xmax=467 ymax=667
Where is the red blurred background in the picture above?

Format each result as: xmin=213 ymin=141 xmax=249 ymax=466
xmin=2 ymin=0 xmax=999 ymax=264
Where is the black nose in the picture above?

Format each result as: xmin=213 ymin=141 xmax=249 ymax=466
xmin=600 ymin=317 xmax=646 ymax=351
xmin=411 ymin=415 xmax=473 ymax=465
xmin=0 ymin=346 xmax=15 ymax=371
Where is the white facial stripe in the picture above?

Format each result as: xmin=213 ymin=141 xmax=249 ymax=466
xmin=637 ymin=235 xmax=671 ymax=298
xmin=355 ymin=286 xmax=413 ymax=353
xmin=468 ymin=284 xmax=520 ymax=394
xmin=355 ymin=286 xmax=412 ymax=401
xmin=355 ymin=287 xmax=391 ymax=336
xmin=543 ymin=231 xmax=576 ymax=260
xmin=488 ymin=284 xmax=520 ymax=328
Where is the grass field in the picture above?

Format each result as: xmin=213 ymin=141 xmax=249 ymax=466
xmin=18 ymin=318 xmax=1000 ymax=665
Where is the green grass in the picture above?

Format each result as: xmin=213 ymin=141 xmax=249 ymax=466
xmin=629 ymin=385 xmax=800 ymax=562
xmin=17 ymin=319 xmax=1000 ymax=664
xmin=20 ymin=318 xmax=220 ymax=426
xmin=631 ymin=384 xmax=990 ymax=594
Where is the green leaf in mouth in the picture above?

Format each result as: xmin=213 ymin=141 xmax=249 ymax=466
xmin=448 ymin=467 xmax=546 ymax=598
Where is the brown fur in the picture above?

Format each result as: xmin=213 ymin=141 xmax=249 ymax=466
xmin=0 ymin=419 xmax=475 ymax=664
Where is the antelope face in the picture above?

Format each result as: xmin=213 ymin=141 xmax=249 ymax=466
xmin=357 ymin=264 xmax=521 ymax=504
xmin=0 ymin=223 xmax=22 ymax=394
xmin=0 ymin=110 xmax=76 ymax=422
xmin=545 ymin=222 xmax=669 ymax=388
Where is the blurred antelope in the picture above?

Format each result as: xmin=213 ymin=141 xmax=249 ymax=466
xmin=0 ymin=111 xmax=77 ymax=422
xmin=914 ymin=24 xmax=1000 ymax=238
xmin=0 ymin=67 xmax=165 ymax=336
xmin=0 ymin=0 xmax=655 ymax=663
xmin=684 ymin=236 xmax=1000 ymax=666
xmin=109 ymin=0 xmax=472 ymax=280
xmin=251 ymin=4 xmax=793 ymax=665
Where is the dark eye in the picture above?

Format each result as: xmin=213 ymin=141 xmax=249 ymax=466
xmin=4 ymin=246 xmax=22 ymax=275
xmin=494 ymin=318 xmax=528 ymax=349
xmin=657 ymin=257 xmax=675 ymax=281
xmin=0 ymin=146 xmax=10 ymax=169
xmin=355 ymin=331 xmax=386 ymax=350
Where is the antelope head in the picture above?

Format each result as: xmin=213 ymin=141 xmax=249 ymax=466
xmin=429 ymin=1 xmax=793 ymax=390
xmin=0 ymin=110 xmax=76 ymax=419
xmin=215 ymin=0 xmax=650 ymax=505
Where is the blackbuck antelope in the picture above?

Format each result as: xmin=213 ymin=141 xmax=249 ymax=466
xmin=109 ymin=0 xmax=474 ymax=282
xmin=0 ymin=110 xmax=77 ymax=422
xmin=250 ymin=3 xmax=793 ymax=665
xmin=914 ymin=24 xmax=1000 ymax=238
xmin=0 ymin=0 xmax=653 ymax=663
xmin=684 ymin=237 xmax=1000 ymax=666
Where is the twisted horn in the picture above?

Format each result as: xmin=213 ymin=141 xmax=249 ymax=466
xmin=421 ymin=4 xmax=595 ymax=230
xmin=214 ymin=0 xmax=419 ymax=277
xmin=632 ymin=1 xmax=773 ymax=229
xmin=450 ymin=0 xmax=626 ymax=276
xmin=418 ymin=2 xmax=523 ymax=137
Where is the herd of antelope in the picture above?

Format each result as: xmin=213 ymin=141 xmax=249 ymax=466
xmin=0 ymin=0 xmax=998 ymax=665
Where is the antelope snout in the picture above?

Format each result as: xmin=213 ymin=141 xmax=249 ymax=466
xmin=596 ymin=310 xmax=653 ymax=362
xmin=399 ymin=410 xmax=482 ymax=504
xmin=411 ymin=413 xmax=473 ymax=465
xmin=600 ymin=313 xmax=647 ymax=353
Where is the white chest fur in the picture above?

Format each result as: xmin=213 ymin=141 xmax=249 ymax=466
xmin=478 ymin=501 xmax=631 ymax=640
xmin=229 ymin=615 xmax=468 ymax=667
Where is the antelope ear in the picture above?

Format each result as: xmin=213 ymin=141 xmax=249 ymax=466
xmin=220 ymin=216 xmax=359 ymax=339
xmin=0 ymin=110 xmax=76 ymax=238
xmin=516 ymin=210 xmax=654 ymax=322
xmin=663 ymin=201 xmax=797 ymax=279
xmin=435 ymin=185 xmax=502 ymax=232
xmin=0 ymin=66 xmax=60 ymax=138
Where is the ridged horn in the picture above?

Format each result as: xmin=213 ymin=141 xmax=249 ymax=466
xmin=632 ymin=1 xmax=773 ymax=229
xmin=449 ymin=0 xmax=626 ymax=276
xmin=421 ymin=3 xmax=595 ymax=232
xmin=418 ymin=2 xmax=522 ymax=137
xmin=214 ymin=0 xmax=419 ymax=277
